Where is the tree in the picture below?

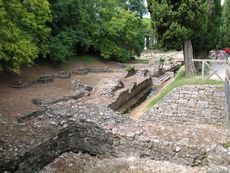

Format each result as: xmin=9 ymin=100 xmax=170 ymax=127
xmin=148 ymin=0 xmax=208 ymax=75
xmin=0 ymin=0 xmax=51 ymax=71
xmin=193 ymin=0 xmax=222 ymax=59
xmin=48 ymin=0 xmax=98 ymax=62
xmin=119 ymin=0 xmax=147 ymax=18
xmin=93 ymin=7 xmax=145 ymax=61
xmin=219 ymin=0 xmax=230 ymax=48
xmin=49 ymin=0 xmax=145 ymax=62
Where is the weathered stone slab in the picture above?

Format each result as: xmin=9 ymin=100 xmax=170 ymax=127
xmin=37 ymin=75 xmax=55 ymax=84
xmin=56 ymin=71 xmax=71 ymax=79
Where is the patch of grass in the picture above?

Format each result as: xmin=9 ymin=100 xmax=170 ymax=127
xmin=61 ymin=55 xmax=102 ymax=70
xmin=146 ymin=66 xmax=223 ymax=109
xmin=222 ymin=142 xmax=230 ymax=149
xmin=135 ymin=58 xmax=149 ymax=64
xmin=68 ymin=55 xmax=100 ymax=64
xmin=125 ymin=64 xmax=135 ymax=72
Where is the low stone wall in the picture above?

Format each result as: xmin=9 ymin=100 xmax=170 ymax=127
xmin=144 ymin=85 xmax=225 ymax=126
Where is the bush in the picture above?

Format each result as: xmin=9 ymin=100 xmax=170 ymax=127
xmin=125 ymin=65 xmax=136 ymax=72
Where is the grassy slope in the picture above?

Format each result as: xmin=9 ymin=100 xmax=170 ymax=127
xmin=146 ymin=66 xmax=223 ymax=109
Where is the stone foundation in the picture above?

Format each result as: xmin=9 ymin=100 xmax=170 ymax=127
xmin=144 ymin=85 xmax=225 ymax=126
xmin=0 ymin=85 xmax=230 ymax=173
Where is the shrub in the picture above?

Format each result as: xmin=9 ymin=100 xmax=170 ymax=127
xmin=125 ymin=65 xmax=136 ymax=72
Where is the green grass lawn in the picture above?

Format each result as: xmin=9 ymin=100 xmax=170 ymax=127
xmin=61 ymin=55 xmax=103 ymax=70
xmin=146 ymin=66 xmax=223 ymax=109
xmin=68 ymin=55 xmax=100 ymax=64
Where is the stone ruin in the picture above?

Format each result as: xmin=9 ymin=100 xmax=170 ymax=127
xmin=1 ymin=52 xmax=230 ymax=172
xmin=138 ymin=50 xmax=184 ymax=76
xmin=92 ymin=75 xmax=153 ymax=113
xmin=1 ymin=81 xmax=230 ymax=172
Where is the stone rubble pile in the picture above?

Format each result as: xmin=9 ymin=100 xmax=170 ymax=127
xmin=71 ymin=79 xmax=92 ymax=96
xmin=93 ymin=77 xmax=124 ymax=97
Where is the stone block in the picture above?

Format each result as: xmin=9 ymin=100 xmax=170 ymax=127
xmin=197 ymin=101 xmax=209 ymax=108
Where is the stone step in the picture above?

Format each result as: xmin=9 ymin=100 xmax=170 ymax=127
xmin=159 ymin=74 xmax=170 ymax=83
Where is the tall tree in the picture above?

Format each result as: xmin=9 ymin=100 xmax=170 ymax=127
xmin=119 ymin=0 xmax=147 ymax=18
xmin=48 ymin=0 xmax=98 ymax=62
xmin=93 ymin=6 xmax=145 ymax=61
xmin=148 ymin=0 xmax=208 ymax=75
xmin=49 ymin=0 xmax=145 ymax=62
xmin=142 ymin=18 xmax=155 ymax=49
xmin=193 ymin=0 xmax=222 ymax=59
xmin=219 ymin=0 xmax=230 ymax=48
xmin=0 ymin=0 xmax=51 ymax=71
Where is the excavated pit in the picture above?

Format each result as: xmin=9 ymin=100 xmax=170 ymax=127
xmin=1 ymin=85 xmax=230 ymax=173
xmin=1 ymin=52 xmax=230 ymax=172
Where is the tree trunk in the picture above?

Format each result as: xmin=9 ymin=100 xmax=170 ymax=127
xmin=183 ymin=40 xmax=196 ymax=75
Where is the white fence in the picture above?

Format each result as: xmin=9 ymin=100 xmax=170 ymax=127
xmin=192 ymin=59 xmax=229 ymax=81
xmin=225 ymin=62 xmax=230 ymax=122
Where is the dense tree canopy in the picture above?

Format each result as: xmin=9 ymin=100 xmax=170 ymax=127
xmin=193 ymin=0 xmax=222 ymax=59
xmin=219 ymin=0 xmax=230 ymax=48
xmin=93 ymin=1 xmax=145 ymax=61
xmin=48 ymin=0 xmax=145 ymax=62
xmin=148 ymin=0 xmax=208 ymax=75
xmin=0 ymin=0 xmax=146 ymax=70
xmin=48 ymin=0 xmax=98 ymax=62
xmin=119 ymin=0 xmax=147 ymax=18
xmin=0 ymin=0 xmax=51 ymax=71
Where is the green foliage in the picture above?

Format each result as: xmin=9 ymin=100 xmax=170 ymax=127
xmin=142 ymin=18 xmax=156 ymax=49
xmin=118 ymin=0 xmax=147 ymax=18
xmin=0 ymin=0 xmax=147 ymax=68
xmin=49 ymin=0 xmax=145 ymax=62
xmin=219 ymin=0 xmax=230 ymax=48
xmin=0 ymin=0 xmax=51 ymax=71
xmin=93 ymin=6 xmax=145 ymax=61
xmin=193 ymin=0 xmax=222 ymax=56
xmin=48 ymin=0 xmax=97 ymax=61
xmin=125 ymin=64 xmax=136 ymax=72
xmin=148 ymin=0 xmax=208 ymax=50
xmin=146 ymin=66 xmax=223 ymax=109
xmin=61 ymin=55 xmax=100 ymax=70
xmin=223 ymin=141 xmax=230 ymax=148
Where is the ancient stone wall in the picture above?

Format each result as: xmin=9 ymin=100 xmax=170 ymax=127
xmin=144 ymin=85 xmax=225 ymax=126
xmin=1 ymin=86 xmax=230 ymax=173
xmin=0 ymin=100 xmax=230 ymax=172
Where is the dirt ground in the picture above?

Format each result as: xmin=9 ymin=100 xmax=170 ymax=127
xmin=0 ymin=59 xmax=123 ymax=120
xmin=0 ymin=51 xmax=183 ymax=120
